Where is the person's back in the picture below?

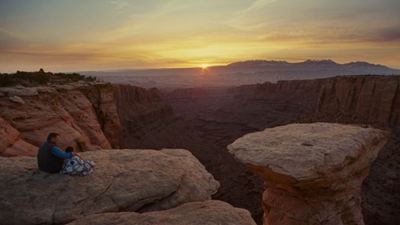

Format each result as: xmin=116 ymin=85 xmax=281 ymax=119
xmin=37 ymin=141 xmax=64 ymax=173
xmin=37 ymin=133 xmax=73 ymax=173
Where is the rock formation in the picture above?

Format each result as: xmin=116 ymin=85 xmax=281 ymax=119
xmin=67 ymin=200 xmax=256 ymax=225
xmin=113 ymin=84 xmax=176 ymax=148
xmin=0 ymin=149 xmax=220 ymax=225
xmin=0 ymin=116 xmax=37 ymax=156
xmin=80 ymin=84 xmax=122 ymax=148
xmin=165 ymin=75 xmax=400 ymax=224
xmin=229 ymin=75 xmax=400 ymax=128
xmin=0 ymin=82 xmax=192 ymax=157
xmin=228 ymin=123 xmax=388 ymax=225
xmin=0 ymin=83 xmax=117 ymax=155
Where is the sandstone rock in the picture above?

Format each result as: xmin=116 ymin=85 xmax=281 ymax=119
xmin=192 ymin=75 xmax=400 ymax=224
xmin=113 ymin=84 xmax=178 ymax=148
xmin=58 ymin=89 xmax=112 ymax=149
xmin=67 ymin=200 xmax=256 ymax=225
xmin=0 ymin=85 xmax=116 ymax=153
xmin=80 ymin=84 xmax=122 ymax=148
xmin=228 ymin=123 xmax=388 ymax=225
xmin=54 ymin=84 xmax=76 ymax=90
xmin=0 ymin=116 xmax=37 ymax=156
xmin=0 ymin=87 xmax=38 ymax=96
xmin=8 ymin=96 xmax=25 ymax=104
xmin=36 ymin=87 xmax=56 ymax=93
xmin=0 ymin=149 xmax=219 ymax=225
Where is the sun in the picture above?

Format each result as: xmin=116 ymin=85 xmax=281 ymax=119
xmin=200 ymin=64 xmax=209 ymax=70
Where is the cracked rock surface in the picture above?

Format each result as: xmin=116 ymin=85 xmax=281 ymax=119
xmin=0 ymin=149 xmax=219 ymax=225
xmin=67 ymin=200 xmax=256 ymax=225
xmin=228 ymin=123 xmax=388 ymax=225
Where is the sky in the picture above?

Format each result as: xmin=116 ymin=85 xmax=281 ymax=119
xmin=0 ymin=0 xmax=399 ymax=72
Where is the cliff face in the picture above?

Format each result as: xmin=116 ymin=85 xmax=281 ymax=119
xmin=0 ymin=83 xmax=119 ymax=156
xmin=227 ymin=76 xmax=400 ymax=225
xmin=0 ymin=82 xmax=201 ymax=157
xmin=230 ymin=75 xmax=400 ymax=128
xmin=0 ymin=82 xmax=178 ymax=156
xmin=315 ymin=76 xmax=400 ymax=127
xmin=164 ymin=75 xmax=400 ymax=225
xmin=113 ymin=85 xmax=177 ymax=148
xmin=79 ymin=84 xmax=122 ymax=148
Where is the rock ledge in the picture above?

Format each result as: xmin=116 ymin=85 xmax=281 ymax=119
xmin=228 ymin=123 xmax=388 ymax=225
xmin=0 ymin=149 xmax=220 ymax=225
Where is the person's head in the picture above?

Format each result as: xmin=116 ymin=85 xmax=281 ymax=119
xmin=47 ymin=132 xmax=59 ymax=144
xmin=65 ymin=146 xmax=74 ymax=153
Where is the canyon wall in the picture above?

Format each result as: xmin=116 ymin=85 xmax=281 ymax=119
xmin=228 ymin=76 xmax=400 ymax=225
xmin=0 ymin=83 xmax=118 ymax=156
xmin=1 ymin=75 xmax=399 ymax=225
xmin=165 ymin=75 xmax=400 ymax=225
xmin=0 ymin=81 xmax=258 ymax=225
xmin=0 ymin=82 xmax=177 ymax=156
xmin=230 ymin=75 xmax=400 ymax=128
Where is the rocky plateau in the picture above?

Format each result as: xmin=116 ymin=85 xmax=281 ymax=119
xmin=1 ymin=75 xmax=400 ymax=225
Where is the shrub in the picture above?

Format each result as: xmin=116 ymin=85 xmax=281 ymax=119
xmin=0 ymin=70 xmax=97 ymax=87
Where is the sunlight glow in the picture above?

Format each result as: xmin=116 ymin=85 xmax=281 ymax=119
xmin=0 ymin=0 xmax=399 ymax=71
xmin=201 ymin=64 xmax=209 ymax=70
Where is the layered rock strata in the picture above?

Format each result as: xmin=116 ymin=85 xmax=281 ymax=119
xmin=0 ymin=83 xmax=117 ymax=155
xmin=228 ymin=123 xmax=388 ymax=225
xmin=67 ymin=200 xmax=256 ymax=225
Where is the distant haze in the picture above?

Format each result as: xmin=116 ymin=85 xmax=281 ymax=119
xmin=83 ymin=59 xmax=400 ymax=88
xmin=1 ymin=0 xmax=400 ymax=72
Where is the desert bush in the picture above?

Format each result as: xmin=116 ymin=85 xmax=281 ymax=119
xmin=0 ymin=70 xmax=96 ymax=87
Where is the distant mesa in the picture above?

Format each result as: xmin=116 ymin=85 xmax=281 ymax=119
xmin=81 ymin=59 xmax=400 ymax=88
xmin=225 ymin=59 xmax=393 ymax=71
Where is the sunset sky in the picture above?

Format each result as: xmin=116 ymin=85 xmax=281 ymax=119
xmin=1 ymin=0 xmax=399 ymax=72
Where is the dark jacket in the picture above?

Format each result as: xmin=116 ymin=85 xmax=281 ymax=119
xmin=37 ymin=142 xmax=73 ymax=173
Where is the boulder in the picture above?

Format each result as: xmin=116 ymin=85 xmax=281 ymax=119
xmin=228 ymin=123 xmax=388 ymax=225
xmin=67 ymin=200 xmax=256 ymax=225
xmin=0 ymin=149 xmax=219 ymax=225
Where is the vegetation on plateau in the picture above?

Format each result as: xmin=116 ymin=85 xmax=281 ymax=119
xmin=0 ymin=69 xmax=96 ymax=87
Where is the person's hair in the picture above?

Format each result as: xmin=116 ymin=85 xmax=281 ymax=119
xmin=65 ymin=146 xmax=74 ymax=153
xmin=47 ymin=133 xmax=59 ymax=142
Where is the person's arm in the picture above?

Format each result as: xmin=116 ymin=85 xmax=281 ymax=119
xmin=51 ymin=146 xmax=73 ymax=159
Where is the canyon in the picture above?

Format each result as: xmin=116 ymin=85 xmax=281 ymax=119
xmin=164 ymin=75 xmax=400 ymax=225
xmin=0 ymin=75 xmax=399 ymax=225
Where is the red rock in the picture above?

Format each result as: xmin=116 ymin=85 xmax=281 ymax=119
xmin=228 ymin=123 xmax=388 ymax=225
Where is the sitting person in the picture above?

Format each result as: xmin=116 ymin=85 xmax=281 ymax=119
xmin=37 ymin=133 xmax=73 ymax=173
xmin=60 ymin=146 xmax=95 ymax=176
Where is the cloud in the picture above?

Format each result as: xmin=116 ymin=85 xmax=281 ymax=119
xmin=369 ymin=28 xmax=400 ymax=42
xmin=241 ymin=0 xmax=277 ymax=14
xmin=0 ymin=28 xmax=28 ymax=50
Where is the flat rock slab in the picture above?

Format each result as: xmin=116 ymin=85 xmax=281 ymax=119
xmin=67 ymin=200 xmax=256 ymax=225
xmin=228 ymin=122 xmax=387 ymax=182
xmin=0 ymin=149 xmax=219 ymax=225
